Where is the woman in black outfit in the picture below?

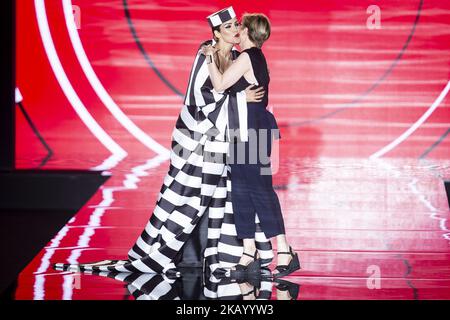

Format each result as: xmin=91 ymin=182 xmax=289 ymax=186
xmin=202 ymin=13 xmax=300 ymax=278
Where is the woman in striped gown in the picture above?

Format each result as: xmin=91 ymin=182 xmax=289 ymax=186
xmin=202 ymin=13 xmax=300 ymax=279
xmin=54 ymin=7 xmax=275 ymax=278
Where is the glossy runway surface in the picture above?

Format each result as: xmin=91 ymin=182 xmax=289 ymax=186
xmin=13 ymin=0 xmax=450 ymax=299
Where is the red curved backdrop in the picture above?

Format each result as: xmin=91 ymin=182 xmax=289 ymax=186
xmin=13 ymin=0 xmax=450 ymax=299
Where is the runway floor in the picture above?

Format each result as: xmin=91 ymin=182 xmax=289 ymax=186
xmin=12 ymin=0 xmax=450 ymax=299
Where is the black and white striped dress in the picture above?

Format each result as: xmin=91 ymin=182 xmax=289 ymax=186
xmin=55 ymin=40 xmax=274 ymax=276
xmin=78 ymin=270 xmax=274 ymax=300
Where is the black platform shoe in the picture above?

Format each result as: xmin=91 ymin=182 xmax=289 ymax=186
xmin=230 ymin=250 xmax=261 ymax=278
xmin=274 ymin=278 xmax=300 ymax=300
xmin=273 ymin=246 xmax=300 ymax=278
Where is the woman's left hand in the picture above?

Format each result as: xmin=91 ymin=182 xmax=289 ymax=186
xmin=245 ymin=85 xmax=265 ymax=102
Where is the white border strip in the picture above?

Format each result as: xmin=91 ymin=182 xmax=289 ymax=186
xmin=61 ymin=154 xmax=168 ymax=299
xmin=62 ymin=0 xmax=170 ymax=157
xmin=35 ymin=0 xmax=127 ymax=170
xmin=370 ymin=80 xmax=450 ymax=159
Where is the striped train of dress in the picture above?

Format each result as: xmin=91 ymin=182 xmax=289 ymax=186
xmin=75 ymin=270 xmax=275 ymax=300
xmin=54 ymin=40 xmax=274 ymax=276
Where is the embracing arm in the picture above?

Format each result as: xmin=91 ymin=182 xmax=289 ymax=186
xmin=202 ymin=47 xmax=251 ymax=92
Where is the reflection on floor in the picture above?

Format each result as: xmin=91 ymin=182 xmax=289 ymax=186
xmin=51 ymin=266 xmax=301 ymax=300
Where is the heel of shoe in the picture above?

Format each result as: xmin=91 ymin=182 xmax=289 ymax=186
xmin=275 ymin=280 xmax=300 ymax=300
xmin=273 ymin=251 xmax=301 ymax=278
xmin=292 ymin=254 xmax=300 ymax=271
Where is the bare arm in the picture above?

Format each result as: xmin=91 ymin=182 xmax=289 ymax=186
xmin=202 ymin=45 xmax=251 ymax=92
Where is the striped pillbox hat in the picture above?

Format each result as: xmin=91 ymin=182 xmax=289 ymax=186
xmin=207 ymin=6 xmax=236 ymax=28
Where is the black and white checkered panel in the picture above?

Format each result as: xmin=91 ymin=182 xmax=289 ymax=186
xmin=207 ymin=6 xmax=236 ymax=28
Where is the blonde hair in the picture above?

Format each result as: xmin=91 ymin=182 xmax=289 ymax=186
xmin=241 ymin=13 xmax=271 ymax=48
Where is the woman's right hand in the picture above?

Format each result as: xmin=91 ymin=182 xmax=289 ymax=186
xmin=245 ymin=85 xmax=265 ymax=102
xmin=201 ymin=44 xmax=218 ymax=56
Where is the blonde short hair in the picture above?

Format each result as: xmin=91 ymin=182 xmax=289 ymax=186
xmin=241 ymin=13 xmax=271 ymax=48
